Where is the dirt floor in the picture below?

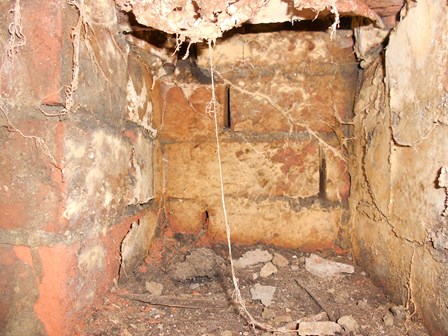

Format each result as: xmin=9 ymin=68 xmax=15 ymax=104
xmin=78 ymin=233 xmax=430 ymax=336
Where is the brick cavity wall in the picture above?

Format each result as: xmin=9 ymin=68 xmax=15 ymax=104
xmin=0 ymin=1 xmax=158 ymax=335
xmin=155 ymin=24 xmax=359 ymax=249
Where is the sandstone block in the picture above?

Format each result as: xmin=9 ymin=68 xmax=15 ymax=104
xmin=168 ymin=197 xmax=343 ymax=249
xmin=164 ymin=140 xmax=320 ymax=200
xmin=156 ymin=84 xmax=226 ymax=141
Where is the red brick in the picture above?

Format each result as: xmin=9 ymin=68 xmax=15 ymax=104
xmin=1 ymin=0 xmax=63 ymax=105
xmin=0 ymin=119 xmax=66 ymax=232
xmin=34 ymin=244 xmax=80 ymax=336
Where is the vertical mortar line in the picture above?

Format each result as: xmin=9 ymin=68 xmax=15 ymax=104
xmin=319 ymin=145 xmax=327 ymax=200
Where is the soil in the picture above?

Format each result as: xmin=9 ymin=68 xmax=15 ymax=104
xmin=78 ymin=233 xmax=430 ymax=336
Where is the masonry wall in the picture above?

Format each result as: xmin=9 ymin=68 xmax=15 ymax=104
xmin=155 ymin=25 xmax=358 ymax=249
xmin=350 ymin=0 xmax=448 ymax=334
xmin=0 ymin=1 xmax=158 ymax=335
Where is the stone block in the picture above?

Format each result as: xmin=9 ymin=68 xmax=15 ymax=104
xmin=164 ymin=140 xmax=320 ymax=200
xmin=63 ymin=128 xmax=132 ymax=228
xmin=197 ymin=30 xmax=356 ymax=68
xmin=167 ymin=197 xmax=343 ymax=249
xmin=126 ymin=55 xmax=157 ymax=135
xmin=167 ymin=198 xmax=209 ymax=233
xmin=120 ymin=207 xmax=159 ymax=279
xmin=156 ymin=84 xmax=226 ymax=141
xmin=126 ymin=130 xmax=154 ymax=205
xmin=227 ymin=69 xmax=357 ymax=134
xmin=195 ymin=30 xmax=358 ymax=134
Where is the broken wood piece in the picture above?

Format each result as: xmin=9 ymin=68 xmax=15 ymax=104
xmin=295 ymin=279 xmax=338 ymax=322
xmin=122 ymin=293 xmax=230 ymax=309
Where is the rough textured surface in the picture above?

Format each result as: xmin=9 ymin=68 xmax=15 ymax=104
xmin=158 ymin=27 xmax=357 ymax=248
xmin=0 ymin=1 xmax=158 ymax=335
xmin=115 ymin=0 xmax=382 ymax=42
xmin=350 ymin=0 xmax=448 ymax=334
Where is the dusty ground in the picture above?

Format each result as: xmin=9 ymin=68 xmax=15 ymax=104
xmin=78 ymin=233 xmax=429 ymax=336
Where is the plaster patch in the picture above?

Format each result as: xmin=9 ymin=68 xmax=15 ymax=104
xmin=65 ymin=139 xmax=86 ymax=160
xmin=78 ymin=245 xmax=106 ymax=274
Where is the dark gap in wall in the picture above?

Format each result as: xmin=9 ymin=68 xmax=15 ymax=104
xmin=222 ymin=17 xmax=353 ymax=39
xmin=224 ymin=85 xmax=231 ymax=129
xmin=201 ymin=210 xmax=210 ymax=232
xmin=319 ymin=146 xmax=327 ymax=200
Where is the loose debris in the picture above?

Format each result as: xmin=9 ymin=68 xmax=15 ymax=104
xmin=168 ymin=248 xmax=225 ymax=281
xmin=250 ymin=283 xmax=277 ymax=307
xmin=80 ymin=243 xmax=430 ymax=336
xmin=234 ymin=249 xmax=273 ymax=269
xmin=259 ymin=262 xmax=277 ymax=278
xmin=305 ymin=253 xmax=354 ymax=278
xmin=145 ymin=281 xmax=163 ymax=296
xmin=298 ymin=321 xmax=342 ymax=335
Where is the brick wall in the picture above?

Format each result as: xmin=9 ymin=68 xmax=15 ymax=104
xmin=156 ymin=25 xmax=358 ymax=249
xmin=0 ymin=1 xmax=158 ymax=335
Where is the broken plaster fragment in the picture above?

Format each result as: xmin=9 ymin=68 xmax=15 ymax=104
xmin=438 ymin=167 xmax=448 ymax=216
xmin=233 ymin=249 xmax=273 ymax=269
xmin=250 ymin=283 xmax=276 ymax=307
xmin=260 ymin=262 xmax=278 ymax=278
xmin=305 ymin=254 xmax=354 ymax=278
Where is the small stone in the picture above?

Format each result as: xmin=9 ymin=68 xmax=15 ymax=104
xmin=332 ymin=291 xmax=350 ymax=304
xmin=274 ymin=314 xmax=293 ymax=325
xmin=168 ymin=248 xmax=224 ymax=281
xmin=298 ymin=321 xmax=342 ymax=335
xmin=383 ymin=312 xmax=394 ymax=326
xmin=145 ymin=281 xmax=163 ymax=296
xmin=290 ymin=265 xmax=299 ymax=271
xmin=337 ymin=315 xmax=359 ymax=332
xmin=390 ymin=305 xmax=409 ymax=321
xmin=189 ymin=283 xmax=200 ymax=290
xmin=221 ymin=330 xmax=233 ymax=336
xmin=261 ymin=307 xmax=275 ymax=320
xmin=250 ymin=283 xmax=276 ymax=307
xmin=234 ymin=249 xmax=273 ymax=269
xmin=357 ymin=300 xmax=368 ymax=308
xmin=272 ymin=253 xmax=289 ymax=268
xmin=300 ymin=311 xmax=329 ymax=323
xmin=260 ymin=262 xmax=278 ymax=278
xmin=253 ymin=272 xmax=259 ymax=280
